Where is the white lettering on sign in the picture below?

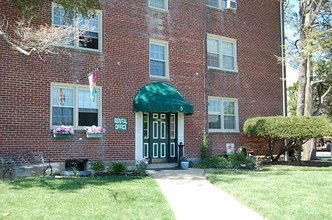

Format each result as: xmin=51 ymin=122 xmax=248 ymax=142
xmin=115 ymin=124 xmax=127 ymax=130
xmin=114 ymin=117 xmax=128 ymax=131
xmin=114 ymin=118 xmax=128 ymax=124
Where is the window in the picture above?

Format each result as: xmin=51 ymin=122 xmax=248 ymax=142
xmin=149 ymin=40 xmax=168 ymax=78
xmin=51 ymin=84 xmax=102 ymax=128
xmin=207 ymin=35 xmax=237 ymax=72
xmin=208 ymin=97 xmax=238 ymax=132
xmin=207 ymin=0 xmax=237 ymax=10
xmin=149 ymin=0 xmax=168 ymax=10
xmin=52 ymin=4 xmax=102 ymax=51
xmin=170 ymin=114 xmax=175 ymax=139
xmin=207 ymin=0 xmax=220 ymax=8
xmin=143 ymin=113 xmax=149 ymax=139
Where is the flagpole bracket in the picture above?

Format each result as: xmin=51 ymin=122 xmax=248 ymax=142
xmin=76 ymin=67 xmax=101 ymax=83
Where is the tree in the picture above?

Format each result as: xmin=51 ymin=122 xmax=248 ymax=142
xmin=288 ymin=82 xmax=298 ymax=116
xmin=0 ymin=0 xmax=100 ymax=56
xmin=284 ymin=0 xmax=332 ymax=160
xmin=243 ymin=116 xmax=332 ymax=162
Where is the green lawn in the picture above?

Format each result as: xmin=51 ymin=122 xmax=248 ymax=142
xmin=206 ymin=166 xmax=332 ymax=220
xmin=0 ymin=176 xmax=175 ymax=220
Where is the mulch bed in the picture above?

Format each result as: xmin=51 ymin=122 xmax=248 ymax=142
xmin=53 ymin=171 xmax=146 ymax=178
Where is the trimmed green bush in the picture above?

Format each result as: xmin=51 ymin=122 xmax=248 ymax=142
xmin=90 ymin=160 xmax=105 ymax=172
xmin=243 ymin=116 xmax=332 ymax=161
xmin=108 ymin=162 xmax=127 ymax=175
xmin=244 ymin=116 xmax=332 ymax=139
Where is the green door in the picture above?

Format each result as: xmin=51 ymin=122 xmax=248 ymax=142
xmin=143 ymin=113 xmax=177 ymax=163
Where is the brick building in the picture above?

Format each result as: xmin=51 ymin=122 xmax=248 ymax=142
xmin=0 ymin=0 xmax=284 ymax=173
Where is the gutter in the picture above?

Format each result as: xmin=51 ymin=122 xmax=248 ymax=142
xmin=280 ymin=0 xmax=288 ymax=161
xmin=280 ymin=0 xmax=287 ymax=117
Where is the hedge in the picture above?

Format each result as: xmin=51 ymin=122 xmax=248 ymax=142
xmin=243 ymin=116 xmax=332 ymax=161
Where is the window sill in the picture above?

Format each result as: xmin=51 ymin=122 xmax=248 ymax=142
xmin=149 ymin=76 xmax=170 ymax=82
xmin=207 ymin=6 xmax=237 ymax=13
xmin=54 ymin=45 xmax=102 ymax=55
xmin=208 ymin=130 xmax=240 ymax=134
xmin=149 ymin=6 xmax=168 ymax=12
xmin=207 ymin=5 xmax=222 ymax=11
xmin=70 ymin=48 xmax=103 ymax=55
xmin=208 ymin=68 xmax=238 ymax=74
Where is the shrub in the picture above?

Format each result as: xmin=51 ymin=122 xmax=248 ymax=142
xmin=193 ymin=150 xmax=258 ymax=170
xmin=108 ymin=162 xmax=127 ymax=175
xmin=90 ymin=160 xmax=105 ymax=172
xmin=244 ymin=116 xmax=332 ymax=139
xmin=243 ymin=116 xmax=332 ymax=161
xmin=136 ymin=158 xmax=148 ymax=176
xmin=228 ymin=149 xmax=258 ymax=170
xmin=201 ymin=131 xmax=210 ymax=160
xmin=196 ymin=156 xmax=230 ymax=169
xmin=228 ymin=149 xmax=246 ymax=169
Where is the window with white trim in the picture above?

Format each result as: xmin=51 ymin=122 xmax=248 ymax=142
xmin=149 ymin=40 xmax=168 ymax=78
xmin=207 ymin=35 xmax=237 ymax=72
xmin=208 ymin=97 xmax=238 ymax=132
xmin=149 ymin=0 xmax=168 ymax=10
xmin=207 ymin=0 xmax=237 ymax=10
xmin=51 ymin=84 xmax=102 ymax=128
xmin=143 ymin=113 xmax=149 ymax=139
xmin=52 ymin=4 xmax=102 ymax=51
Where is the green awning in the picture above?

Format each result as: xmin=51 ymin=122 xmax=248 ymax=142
xmin=133 ymin=82 xmax=194 ymax=114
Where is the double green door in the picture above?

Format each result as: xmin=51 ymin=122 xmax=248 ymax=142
xmin=143 ymin=113 xmax=177 ymax=163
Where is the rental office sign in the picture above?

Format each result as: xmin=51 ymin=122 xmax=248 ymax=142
xmin=113 ymin=117 xmax=128 ymax=131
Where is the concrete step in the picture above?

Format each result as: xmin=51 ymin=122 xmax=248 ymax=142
xmin=147 ymin=163 xmax=178 ymax=170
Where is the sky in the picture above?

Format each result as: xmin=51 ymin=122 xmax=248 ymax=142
xmin=286 ymin=65 xmax=298 ymax=87
xmin=285 ymin=0 xmax=299 ymax=88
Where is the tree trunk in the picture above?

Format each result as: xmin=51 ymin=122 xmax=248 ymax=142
xmin=302 ymin=60 xmax=316 ymax=160
xmin=296 ymin=0 xmax=325 ymax=161
xmin=296 ymin=0 xmax=307 ymax=116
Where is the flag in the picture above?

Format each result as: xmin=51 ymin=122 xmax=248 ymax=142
xmin=88 ymin=71 xmax=97 ymax=102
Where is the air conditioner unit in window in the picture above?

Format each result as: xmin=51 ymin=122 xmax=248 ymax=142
xmin=222 ymin=0 xmax=237 ymax=10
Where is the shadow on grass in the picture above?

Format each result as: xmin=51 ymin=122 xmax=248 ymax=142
xmin=6 ymin=176 xmax=146 ymax=192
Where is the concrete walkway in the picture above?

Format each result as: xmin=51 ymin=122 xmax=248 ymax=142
xmin=147 ymin=168 xmax=265 ymax=220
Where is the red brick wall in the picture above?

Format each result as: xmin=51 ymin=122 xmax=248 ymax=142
xmin=205 ymin=0 xmax=283 ymax=156
xmin=0 ymin=0 xmax=283 ymax=162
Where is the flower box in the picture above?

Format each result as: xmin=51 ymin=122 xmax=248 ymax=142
xmin=86 ymin=133 xmax=104 ymax=138
xmin=85 ymin=126 xmax=106 ymax=138
xmin=53 ymin=125 xmax=74 ymax=138
xmin=53 ymin=133 xmax=72 ymax=139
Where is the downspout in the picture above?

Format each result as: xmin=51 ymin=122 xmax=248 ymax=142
xmin=280 ymin=0 xmax=288 ymax=160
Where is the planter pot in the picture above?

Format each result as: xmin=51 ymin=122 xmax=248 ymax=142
xmin=86 ymin=133 xmax=104 ymax=138
xmin=180 ymin=161 xmax=189 ymax=169
xmin=53 ymin=133 xmax=72 ymax=139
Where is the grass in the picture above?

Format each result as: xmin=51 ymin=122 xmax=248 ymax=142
xmin=0 ymin=176 xmax=175 ymax=220
xmin=205 ymin=166 xmax=332 ymax=220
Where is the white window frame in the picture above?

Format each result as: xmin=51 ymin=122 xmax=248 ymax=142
xmin=207 ymin=34 xmax=238 ymax=72
xmin=149 ymin=0 xmax=168 ymax=11
xmin=207 ymin=0 xmax=237 ymax=11
xmin=52 ymin=3 xmax=103 ymax=52
xmin=149 ymin=39 xmax=169 ymax=79
xmin=208 ymin=97 xmax=239 ymax=133
xmin=50 ymin=83 xmax=102 ymax=129
xmin=207 ymin=0 xmax=221 ymax=9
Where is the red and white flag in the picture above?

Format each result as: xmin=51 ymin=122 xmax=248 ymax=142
xmin=88 ymin=71 xmax=97 ymax=102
